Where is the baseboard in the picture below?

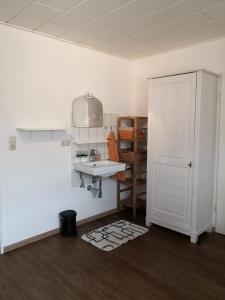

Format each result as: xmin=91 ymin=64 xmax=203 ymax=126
xmin=78 ymin=207 xmax=126 ymax=225
xmin=3 ymin=228 xmax=60 ymax=253
xmin=3 ymin=207 xmax=120 ymax=254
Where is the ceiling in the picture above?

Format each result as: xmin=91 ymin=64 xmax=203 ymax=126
xmin=1 ymin=0 xmax=225 ymax=60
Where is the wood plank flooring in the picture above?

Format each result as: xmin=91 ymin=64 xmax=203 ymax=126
xmin=0 ymin=210 xmax=225 ymax=300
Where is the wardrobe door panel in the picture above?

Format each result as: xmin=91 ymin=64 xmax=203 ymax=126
xmin=153 ymin=163 xmax=188 ymax=217
xmin=148 ymin=73 xmax=196 ymax=228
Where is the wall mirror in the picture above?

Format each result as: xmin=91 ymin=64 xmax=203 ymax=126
xmin=72 ymin=93 xmax=103 ymax=127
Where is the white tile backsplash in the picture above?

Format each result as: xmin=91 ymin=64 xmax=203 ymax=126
xmin=71 ymin=127 xmax=79 ymax=141
xmin=80 ymin=143 xmax=88 ymax=150
xmin=81 ymin=156 xmax=88 ymax=162
xmin=97 ymin=127 xmax=104 ymax=140
xmin=104 ymin=153 xmax=109 ymax=160
xmin=104 ymin=142 xmax=108 ymax=155
xmin=79 ymin=128 xmax=88 ymax=142
xmin=88 ymin=128 xmax=97 ymax=141
xmin=71 ymin=143 xmax=77 ymax=157
xmin=71 ymin=113 xmax=118 ymax=187
xmin=97 ymin=142 xmax=105 ymax=155
xmin=104 ymin=126 xmax=111 ymax=139
xmin=88 ymin=143 xmax=97 ymax=151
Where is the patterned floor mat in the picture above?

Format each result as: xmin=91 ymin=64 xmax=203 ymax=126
xmin=81 ymin=220 xmax=149 ymax=251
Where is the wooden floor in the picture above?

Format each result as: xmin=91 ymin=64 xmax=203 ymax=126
xmin=1 ymin=210 xmax=225 ymax=300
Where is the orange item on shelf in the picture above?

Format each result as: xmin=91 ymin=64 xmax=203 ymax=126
xmin=119 ymin=128 xmax=146 ymax=140
xmin=107 ymin=132 xmax=125 ymax=181
xmin=118 ymin=128 xmax=134 ymax=140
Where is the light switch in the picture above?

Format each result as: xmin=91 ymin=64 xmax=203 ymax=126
xmin=9 ymin=136 xmax=16 ymax=150
xmin=61 ymin=140 xmax=70 ymax=147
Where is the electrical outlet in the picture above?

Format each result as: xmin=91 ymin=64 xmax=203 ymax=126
xmin=9 ymin=136 xmax=16 ymax=150
xmin=61 ymin=140 xmax=70 ymax=147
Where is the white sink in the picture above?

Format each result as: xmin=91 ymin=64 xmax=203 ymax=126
xmin=73 ymin=160 xmax=126 ymax=177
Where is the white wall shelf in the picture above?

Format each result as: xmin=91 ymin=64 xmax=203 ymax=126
xmin=73 ymin=139 xmax=108 ymax=145
xmin=17 ymin=127 xmax=66 ymax=131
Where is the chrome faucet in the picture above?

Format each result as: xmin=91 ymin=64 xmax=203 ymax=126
xmin=89 ymin=149 xmax=97 ymax=162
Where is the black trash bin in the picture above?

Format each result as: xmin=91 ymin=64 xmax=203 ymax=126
xmin=59 ymin=210 xmax=77 ymax=237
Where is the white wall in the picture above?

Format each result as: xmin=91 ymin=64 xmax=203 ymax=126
xmin=132 ymin=38 xmax=225 ymax=115
xmin=132 ymin=38 xmax=225 ymax=233
xmin=0 ymin=24 xmax=132 ymax=248
xmin=1 ymin=22 xmax=225 ymax=250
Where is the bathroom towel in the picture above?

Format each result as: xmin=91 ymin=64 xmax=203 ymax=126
xmin=107 ymin=132 xmax=125 ymax=181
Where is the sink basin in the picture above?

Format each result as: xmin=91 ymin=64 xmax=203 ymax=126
xmin=73 ymin=160 xmax=126 ymax=177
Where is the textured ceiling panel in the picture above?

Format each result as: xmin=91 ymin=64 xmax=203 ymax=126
xmin=1 ymin=0 xmax=225 ymax=59
xmin=162 ymin=0 xmax=225 ymax=19
xmin=37 ymin=22 xmax=70 ymax=36
xmin=10 ymin=2 xmax=61 ymax=29
xmin=61 ymin=23 xmax=109 ymax=43
xmin=93 ymin=0 xmax=178 ymax=29
xmin=203 ymin=3 xmax=225 ymax=21
xmin=0 ymin=0 xmax=33 ymax=10
xmin=38 ymin=0 xmax=84 ymax=11
xmin=0 ymin=5 xmax=18 ymax=21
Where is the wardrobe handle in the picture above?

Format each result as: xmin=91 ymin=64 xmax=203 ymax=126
xmin=188 ymin=161 xmax=192 ymax=168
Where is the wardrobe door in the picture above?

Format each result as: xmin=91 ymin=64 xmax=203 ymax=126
xmin=148 ymin=73 xmax=196 ymax=230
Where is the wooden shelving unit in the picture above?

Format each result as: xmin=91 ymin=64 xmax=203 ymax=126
xmin=117 ymin=116 xmax=148 ymax=218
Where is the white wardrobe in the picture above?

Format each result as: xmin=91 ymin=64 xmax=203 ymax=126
xmin=146 ymin=71 xmax=218 ymax=243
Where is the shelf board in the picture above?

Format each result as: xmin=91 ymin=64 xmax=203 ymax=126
xmin=136 ymin=170 xmax=147 ymax=176
xmin=17 ymin=127 xmax=66 ymax=131
xmin=118 ymin=178 xmax=146 ymax=187
xmin=137 ymin=149 xmax=147 ymax=153
xmin=118 ymin=116 xmax=148 ymax=120
xmin=120 ymin=187 xmax=133 ymax=193
xmin=118 ymin=150 xmax=147 ymax=155
xmin=121 ymin=197 xmax=145 ymax=208
xmin=118 ymin=138 xmax=147 ymax=142
xmin=137 ymin=191 xmax=146 ymax=201
xmin=73 ymin=139 xmax=108 ymax=145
